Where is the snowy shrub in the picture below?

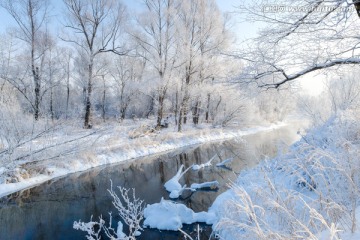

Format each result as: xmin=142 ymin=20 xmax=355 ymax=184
xmin=74 ymin=182 xmax=144 ymax=240
xmin=211 ymin=111 xmax=360 ymax=239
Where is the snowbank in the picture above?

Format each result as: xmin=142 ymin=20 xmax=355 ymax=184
xmin=209 ymin=112 xmax=360 ymax=239
xmin=0 ymin=121 xmax=285 ymax=198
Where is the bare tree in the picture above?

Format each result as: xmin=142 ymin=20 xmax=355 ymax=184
xmin=176 ymin=0 xmax=230 ymax=131
xmin=131 ymin=0 xmax=180 ymax=128
xmin=0 ymin=0 xmax=50 ymax=120
xmin=109 ymin=56 xmax=145 ymax=120
xmin=235 ymin=0 xmax=360 ymax=89
xmin=57 ymin=47 xmax=73 ymax=119
xmin=62 ymin=0 xmax=127 ymax=128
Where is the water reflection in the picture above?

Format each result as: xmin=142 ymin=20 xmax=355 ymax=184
xmin=0 ymin=126 xmax=299 ymax=240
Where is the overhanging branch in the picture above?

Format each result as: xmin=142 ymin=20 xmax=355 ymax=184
xmin=258 ymin=58 xmax=360 ymax=88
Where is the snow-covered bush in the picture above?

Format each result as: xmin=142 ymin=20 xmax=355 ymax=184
xmin=74 ymin=183 xmax=144 ymax=240
xmin=210 ymin=111 xmax=360 ymax=239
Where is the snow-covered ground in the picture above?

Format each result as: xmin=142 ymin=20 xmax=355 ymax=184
xmin=0 ymin=119 xmax=286 ymax=198
xmin=208 ymin=111 xmax=360 ymax=239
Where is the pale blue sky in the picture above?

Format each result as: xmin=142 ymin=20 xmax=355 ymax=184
xmin=0 ymin=0 xmax=248 ymax=37
xmin=0 ymin=0 xmax=322 ymax=94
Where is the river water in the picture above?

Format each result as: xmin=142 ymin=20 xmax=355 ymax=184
xmin=0 ymin=125 xmax=300 ymax=240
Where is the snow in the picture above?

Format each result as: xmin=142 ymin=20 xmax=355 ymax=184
xmin=190 ymin=181 xmax=219 ymax=190
xmin=0 ymin=120 xmax=286 ymax=198
xmin=143 ymin=198 xmax=216 ymax=231
xmin=164 ymin=165 xmax=186 ymax=192
xmin=207 ymin=112 xmax=360 ymax=239
xmin=215 ymin=158 xmax=233 ymax=167
xmin=164 ymin=164 xmax=195 ymax=198
xmin=116 ymin=221 xmax=127 ymax=239
xmin=192 ymin=154 xmax=217 ymax=171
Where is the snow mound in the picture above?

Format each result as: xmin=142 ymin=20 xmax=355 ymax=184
xmin=164 ymin=165 xmax=184 ymax=192
xmin=143 ymin=198 xmax=215 ymax=231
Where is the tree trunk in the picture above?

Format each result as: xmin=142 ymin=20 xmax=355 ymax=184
xmin=178 ymin=105 xmax=183 ymax=132
xmin=205 ymin=93 xmax=210 ymax=122
xmin=84 ymin=61 xmax=93 ymax=129
xmin=156 ymin=93 xmax=165 ymax=128
xmin=120 ymin=107 xmax=126 ymax=120
xmin=50 ymin=86 xmax=54 ymax=121
xmin=30 ymin=0 xmax=40 ymax=121
xmin=183 ymin=108 xmax=187 ymax=124
xmin=33 ymin=67 xmax=41 ymax=120
xmin=102 ymin=75 xmax=106 ymax=122
xmin=65 ymin=60 xmax=70 ymax=119
xmin=213 ymin=96 xmax=222 ymax=121
xmin=192 ymin=99 xmax=200 ymax=125
xmin=174 ymin=89 xmax=178 ymax=125
xmin=102 ymin=88 xmax=106 ymax=122
xmin=178 ymin=89 xmax=190 ymax=132
xmin=146 ymin=94 xmax=154 ymax=119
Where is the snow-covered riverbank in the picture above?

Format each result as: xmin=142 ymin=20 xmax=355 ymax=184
xmin=0 ymin=121 xmax=286 ymax=198
xmin=208 ymin=112 xmax=360 ymax=239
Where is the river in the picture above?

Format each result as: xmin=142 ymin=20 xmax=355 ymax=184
xmin=0 ymin=125 xmax=300 ymax=240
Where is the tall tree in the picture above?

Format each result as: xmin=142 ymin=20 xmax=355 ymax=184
xmin=176 ymin=0 xmax=229 ymax=131
xmin=0 ymin=0 xmax=49 ymax=120
xmin=132 ymin=0 xmax=179 ymax=128
xmin=62 ymin=0 xmax=127 ymax=128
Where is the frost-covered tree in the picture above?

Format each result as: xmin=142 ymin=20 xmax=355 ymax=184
xmin=298 ymin=67 xmax=360 ymax=125
xmin=175 ymin=0 xmax=230 ymax=131
xmin=109 ymin=55 xmax=146 ymax=120
xmin=62 ymin=0 xmax=127 ymax=128
xmin=0 ymin=0 xmax=50 ymax=120
xmin=236 ymin=0 xmax=360 ymax=88
xmin=131 ymin=0 xmax=180 ymax=128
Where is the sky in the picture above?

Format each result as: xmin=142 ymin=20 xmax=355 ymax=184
xmin=0 ymin=0 xmax=241 ymax=32
xmin=0 ymin=0 xmax=323 ymax=95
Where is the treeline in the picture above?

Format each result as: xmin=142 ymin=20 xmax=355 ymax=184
xmin=0 ymin=0 xmax=292 ymax=130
